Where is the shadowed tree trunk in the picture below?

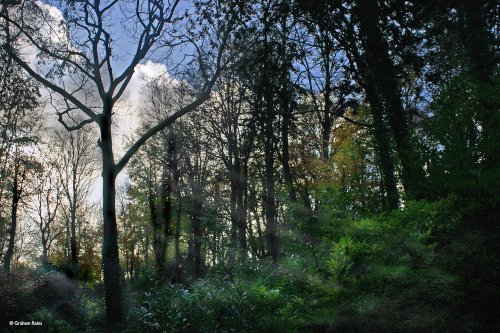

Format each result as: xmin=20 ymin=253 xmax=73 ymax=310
xmin=237 ymin=160 xmax=249 ymax=258
xmin=173 ymin=145 xmax=182 ymax=283
xmin=3 ymin=157 xmax=19 ymax=273
xmin=320 ymin=35 xmax=334 ymax=162
xmin=278 ymin=11 xmax=297 ymax=203
xmin=462 ymin=0 xmax=496 ymax=84
xmin=40 ymin=233 xmax=48 ymax=265
xmin=191 ymin=184 xmax=203 ymax=279
xmin=281 ymin=98 xmax=297 ymax=202
xmin=264 ymin=134 xmax=278 ymax=263
xmin=229 ymin=162 xmax=240 ymax=255
xmin=462 ymin=0 xmax=498 ymax=170
xmin=70 ymin=189 xmax=77 ymax=275
xmin=99 ymin=107 xmax=124 ymax=324
xmin=155 ymin=153 xmax=172 ymax=279
xmin=260 ymin=4 xmax=279 ymax=264
xmin=355 ymin=0 xmax=425 ymax=202
xmin=363 ymin=81 xmax=399 ymax=210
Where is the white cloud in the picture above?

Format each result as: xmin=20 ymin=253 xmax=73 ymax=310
xmin=114 ymin=60 xmax=172 ymax=138
xmin=136 ymin=61 xmax=170 ymax=80
xmin=36 ymin=0 xmax=66 ymax=43
xmin=127 ymin=60 xmax=171 ymax=107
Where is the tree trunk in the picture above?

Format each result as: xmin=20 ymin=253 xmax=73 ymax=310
xmin=364 ymin=82 xmax=399 ymax=210
xmin=264 ymin=138 xmax=278 ymax=263
xmin=99 ymin=108 xmax=124 ymax=324
xmin=148 ymin=181 xmax=161 ymax=276
xmin=173 ymin=152 xmax=182 ymax=283
xmin=191 ymin=188 xmax=203 ymax=278
xmin=3 ymin=159 xmax=19 ymax=273
xmin=279 ymin=13 xmax=297 ymax=202
xmin=125 ymin=248 xmax=129 ymax=278
xmin=70 ymin=189 xmax=78 ymax=277
xmin=237 ymin=161 xmax=248 ymax=259
xmin=462 ymin=0 xmax=498 ymax=170
xmin=320 ymin=118 xmax=333 ymax=161
xmin=229 ymin=164 xmax=239 ymax=254
xmin=64 ymin=216 xmax=70 ymax=258
xmin=353 ymin=1 xmax=399 ymax=209
xmin=156 ymin=159 xmax=172 ymax=279
xmin=40 ymin=232 xmax=48 ymax=266
xmin=281 ymin=100 xmax=297 ymax=202
xmin=144 ymin=234 xmax=149 ymax=265
xmin=355 ymin=0 xmax=424 ymax=201
xmin=248 ymin=189 xmax=263 ymax=258
xmin=259 ymin=6 xmax=278 ymax=263
xmin=321 ymin=37 xmax=333 ymax=161
xmin=462 ymin=0 xmax=495 ymax=83
xmin=258 ymin=196 xmax=266 ymax=258
xmin=130 ymin=244 xmax=135 ymax=280
xmin=130 ymin=224 xmax=136 ymax=279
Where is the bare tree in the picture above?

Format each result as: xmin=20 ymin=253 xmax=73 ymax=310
xmin=202 ymin=72 xmax=255 ymax=260
xmin=31 ymin=152 xmax=63 ymax=266
xmin=53 ymin=128 xmax=98 ymax=277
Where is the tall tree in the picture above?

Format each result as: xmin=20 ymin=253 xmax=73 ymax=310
xmin=353 ymin=0 xmax=425 ymax=202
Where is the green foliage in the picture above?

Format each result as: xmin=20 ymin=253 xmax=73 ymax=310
xmin=326 ymin=198 xmax=459 ymax=286
xmin=127 ymin=259 xmax=337 ymax=333
xmin=130 ymin=281 xmax=276 ymax=332
xmin=25 ymin=307 xmax=74 ymax=333
xmin=318 ymin=197 xmax=498 ymax=332
xmin=427 ymin=74 xmax=500 ymax=203
xmin=126 ymin=196 xmax=492 ymax=332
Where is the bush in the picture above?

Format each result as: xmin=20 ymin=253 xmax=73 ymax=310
xmin=127 ymin=265 xmax=332 ymax=333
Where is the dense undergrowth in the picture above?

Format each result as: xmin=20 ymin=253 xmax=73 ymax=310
xmin=126 ymin=197 xmax=499 ymax=333
xmin=3 ymin=196 xmax=497 ymax=332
